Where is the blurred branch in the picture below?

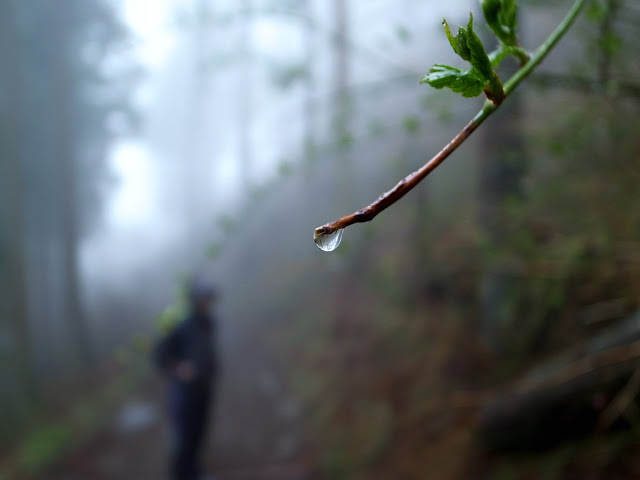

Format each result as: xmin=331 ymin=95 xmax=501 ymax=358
xmin=195 ymin=5 xmax=421 ymax=77
xmin=264 ymin=6 xmax=423 ymax=77
xmin=530 ymin=71 xmax=640 ymax=99
xmin=515 ymin=340 xmax=640 ymax=394
xmin=314 ymin=0 xmax=588 ymax=240
xmin=597 ymin=363 xmax=640 ymax=431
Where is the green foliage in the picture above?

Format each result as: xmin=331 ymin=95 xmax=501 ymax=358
xmin=394 ymin=24 xmax=412 ymax=44
xmin=336 ymin=129 xmax=355 ymax=151
xmin=131 ymin=333 xmax=150 ymax=353
xmin=216 ymin=214 xmax=237 ymax=234
xmin=481 ymin=0 xmax=519 ymax=46
xmin=420 ymin=93 xmax=455 ymax=122
xmin=585 ymin=0 xmax=613 ymax=21
xmin=271 ymin=63 xmax=309 ymax=90
xmin=584 ymin=0 xmax=622 ymax=67
xmin=421 ymin=14 xmax=505 ymax=103
xmin=367 ymin=118 xmax=386 ymax=137
xmin=156 ymin=278 xmax=189 ymax=333
xmin=20 ymin=424 xmax=71 ymax=474
xmin=402 ymin=115 xmax=421 ymax=134
xmin=206 ymin=242 xmax=223 ymax=260
xmin=157 ymin=306 xmax=181 ymax=333
xmin=443 ymin=15 xmax=493 ymax=80
xmin=599 ymin=30 xmax=621 ymax=57
xmin=421 ymin=64 xmax=486 ymax=98
xmin=249 ymin=184 xmax=269 ymax=202
xmin=277 ymin=159 xmax=294 ymax=177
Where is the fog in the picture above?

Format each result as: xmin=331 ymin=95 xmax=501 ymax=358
xmin=83 ymin=0 xmax=474 ymax=336
xmin=2 ymin=0 xmax=640 ymax=478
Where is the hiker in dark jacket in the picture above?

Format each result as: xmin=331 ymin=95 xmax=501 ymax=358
xmin=155 ymin=279 xmax=219 ymax=480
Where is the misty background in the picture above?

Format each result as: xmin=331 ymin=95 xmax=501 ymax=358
xmin=1 ymin=0 xmax=640 ymax=478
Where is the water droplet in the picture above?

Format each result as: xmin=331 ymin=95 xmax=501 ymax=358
xmin=314 ymin=229 xmax=344 ymax=252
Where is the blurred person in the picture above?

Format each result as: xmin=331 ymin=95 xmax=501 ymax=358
xmin=155 ymin=278 xmax=219 ymax=480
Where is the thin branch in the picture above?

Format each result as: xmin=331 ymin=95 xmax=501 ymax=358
xmin=597 ymin=363 xmax=640 ymax=431
xmin=531 ymin=71 xmax=640 ymax=99
xmin=314 ymin=0 xmax=588 ymax=240
xmin=513 ymin=339 xmax=640 ymax=394
xmin=264 ymin=6 xmax=423 ymax=77
xmin=316 ymin=111 xmax=487 ymax=234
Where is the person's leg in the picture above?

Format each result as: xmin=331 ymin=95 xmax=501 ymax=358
xmin=169 ymin=388 xmax=199 ymax=480
xmin=190 ymin=394 xmax=211 ymax=478
xmin=172 ymin=385 xmax=213 ymax=480
xmin=170 ymin=441 xmax=188 ymax=480
xmin=171 ymin=424 xmax=200 ymax=480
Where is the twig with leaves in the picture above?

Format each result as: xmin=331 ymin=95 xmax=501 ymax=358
xmin=314 ymin=0 xmax=587 ymax=251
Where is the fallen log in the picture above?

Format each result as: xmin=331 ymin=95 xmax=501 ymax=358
xmin=477 ymin=311 xmax=640 ymax=451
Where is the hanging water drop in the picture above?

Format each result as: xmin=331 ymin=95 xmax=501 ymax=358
xmin=314 ymin=228 xmax=344 ymax=252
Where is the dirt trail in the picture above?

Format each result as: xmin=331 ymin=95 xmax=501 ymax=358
xmin=42 ymin=335 xmax=313 ymax=480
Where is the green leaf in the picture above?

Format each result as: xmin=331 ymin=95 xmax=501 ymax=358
xmin=441 ymin=14 xmax=494 ymax=82
xmin=481 ymin=0 xmax=518 ymax=46
xmin=443 ymin=20 xmax=470 ymax=61
xmin=464 ymin=13 xmax=494 ymax=81
xmin=425 ymin=14 xmax=504 ymax=102
xmin=420 ymin=64 xmax=486 ymax=98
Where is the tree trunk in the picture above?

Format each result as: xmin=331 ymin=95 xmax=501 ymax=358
xmin=333 ymin=0 xmax=349 ymax=137
xmin=238 ymin=0 xmax=253 ymax=192
xmin=332 ymin=0 xmax=355 ymax=211
xmin=302 ymin=0 xmax=317 ymax=175
xmin=0 ymin=0 xmax=36 ymax=422
xmin=52 ymin=7 xmax=92 ymax=365
xmin=476 ymin=9 xmax=528 ymax=353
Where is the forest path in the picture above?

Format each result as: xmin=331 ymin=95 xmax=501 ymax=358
xmin=42 ymin=335 xmax=313 ymax=480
